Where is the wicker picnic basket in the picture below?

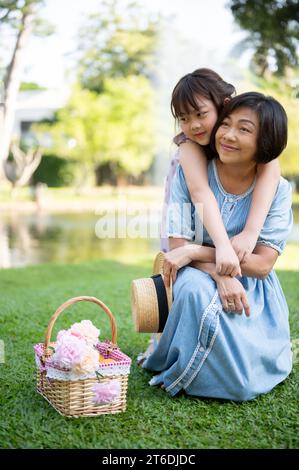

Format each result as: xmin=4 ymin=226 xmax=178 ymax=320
xmin=34 ymin=296 xmax=131 ymax=418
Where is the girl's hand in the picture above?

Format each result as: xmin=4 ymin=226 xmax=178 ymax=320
xmin=216 ymin=244 xmax=241 ymax=277
xmin=230 ymin=230 xmax=258 ymax=263
xmin=163 ymin=245 xmax=195 ymax=287
xmin=215 ymin=274 xmax=250 ymax=317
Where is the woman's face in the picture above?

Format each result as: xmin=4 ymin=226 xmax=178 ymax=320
xmin=215 ymin=107 xmax=259 ymax=166
xmin=178 ymin=95 xmax=218 ymax=146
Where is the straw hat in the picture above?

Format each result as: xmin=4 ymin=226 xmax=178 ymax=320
xmin=131 ymin=252 xmax=173 ymax=333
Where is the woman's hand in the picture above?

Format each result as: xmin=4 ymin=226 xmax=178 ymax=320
xmin=215 ymin=244 xmax=241 ymax=277
xmin=215 ymin=274 xmax=250 ymax=317
xmin=163 ymin=245 xmax=196 ymax=287
xmin=230 ymin=230 xmax=258 ymax=263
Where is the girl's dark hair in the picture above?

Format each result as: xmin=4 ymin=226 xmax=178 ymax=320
xmin=210 ymin=92 xmax=288 ymax=164
xmin=171 ymin=68 xmax=236 ymax=119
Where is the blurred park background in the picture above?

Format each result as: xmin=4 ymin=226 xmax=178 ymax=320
xmin=0 ymin=0 xmax=299 ymax=269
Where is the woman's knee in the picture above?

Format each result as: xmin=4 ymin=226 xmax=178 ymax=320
xmin=175 ymin=267 xmax=214 ymax=298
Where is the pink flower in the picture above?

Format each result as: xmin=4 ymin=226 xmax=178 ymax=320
xmin=72 ymin=347 xmax=99 ymax=375
xmin=57 ymin=329 xmax=69 ymax=341
xmin=69 ymin=320 xmax=100 ymax=346
xmin=92 ymin=380 xmax=121 ymax=405
xmin=52 ymin=334 xmax=86 ymax=370
xmin=50 ymin=321 xmax=101 ymax=375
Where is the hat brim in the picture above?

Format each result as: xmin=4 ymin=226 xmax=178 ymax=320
xmin=152 ymin=251 xmax=172 ymax=312
xmin=131 ymin=252 xmax=173 ymax=333
xmin=153 ymin=251 xmax=166 ymax=276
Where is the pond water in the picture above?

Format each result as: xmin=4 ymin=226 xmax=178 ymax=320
xmin=0 ymin=211 xmax=160 ymax=268
xmin=0 ymin=208 xmax=298 ymax=268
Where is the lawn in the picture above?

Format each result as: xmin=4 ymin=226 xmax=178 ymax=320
xmin=0 ymin=248 xmax=298 ymax=449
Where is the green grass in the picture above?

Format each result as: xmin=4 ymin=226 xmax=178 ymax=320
xmin=293 ymin=192 xmax=299 ymax=205
xmin=0 ymin=256 xmax=298 ymax=449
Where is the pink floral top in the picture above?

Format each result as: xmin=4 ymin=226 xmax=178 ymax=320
xmin=160 ymin=133 xmax=190 ymax=252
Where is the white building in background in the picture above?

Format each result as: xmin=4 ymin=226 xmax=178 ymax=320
xmin=13 ymin=88 xmax=68 ymax=144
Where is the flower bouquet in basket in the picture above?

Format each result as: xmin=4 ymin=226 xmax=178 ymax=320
xmin=34 ymin=296 xmax=131 ymax=418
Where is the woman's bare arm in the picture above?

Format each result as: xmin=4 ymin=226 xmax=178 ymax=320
xmin=239 ymin=244 xmax=279 ymax=279
xmin=189 ymin=261 xmax=251 ymax=316
xmin=190 ymin=244 xmax=278 ymax=279
xmin=163 ymin=237 xmax=215 ymax=286
xmin=168 ymin=237 xmax=215 ymax=262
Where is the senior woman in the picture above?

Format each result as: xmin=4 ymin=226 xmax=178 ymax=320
xmin=142 ymin=92 xmax=293 ymax=401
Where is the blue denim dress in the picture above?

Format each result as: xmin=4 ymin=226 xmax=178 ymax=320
xmin=142 ymin=160 xmax=293 ymax=401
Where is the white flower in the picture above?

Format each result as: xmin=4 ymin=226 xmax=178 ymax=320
xmin=69 ymin=320 xmax=100 ymax=346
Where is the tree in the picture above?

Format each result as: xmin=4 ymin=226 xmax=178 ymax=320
xmin=33 ymin=77 xmax=156 ymax=186
xmin=4 ymin=142 xmax=42 ymax=192
xmin=32 ymin=0 xmax=160 ymax=186
xmin=0 ymin=0 xmax=53 ymax=177
xmin=76 ymin=0 xmax=160 ymax=93
xmin=228 ymin=0 xmax=299 ymax=77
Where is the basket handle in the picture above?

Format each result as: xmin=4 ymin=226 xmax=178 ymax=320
xmin=44 ymin=296 xmax=118 ymax=354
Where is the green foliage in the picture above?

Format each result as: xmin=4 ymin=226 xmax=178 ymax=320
xmin=238 ymin=70 xmax=299 ymax=176
xmin=0 ymin=0 xmax=53 ymax=102
xmin=33 ymin=76 xmax=155 ymax=182
xmin=76 ymin=0 xmax=160 ymax=93
xmin=228 ymin=0 xmax=299 ymax=77
xmin=31 ymin=154 xmax=78 ymax=187
xmin=0 ymin=1 xmax=46 ymax=29
xmin=0 ymin=257 xmax=298 ymax=448
xmin=19 ymin=81 xmax=46 ymax=91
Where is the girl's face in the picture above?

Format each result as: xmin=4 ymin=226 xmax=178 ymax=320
xmin=178 ymin=95 xmax=218 ymax=146
xmin=215 ymin=107 xmax=259 ymax=166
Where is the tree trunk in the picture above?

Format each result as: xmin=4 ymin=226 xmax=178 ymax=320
xmin=74 ymin=164 xmax=96 ymax=195
xmin=0 ymin=6 xmax=35 ymax=178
